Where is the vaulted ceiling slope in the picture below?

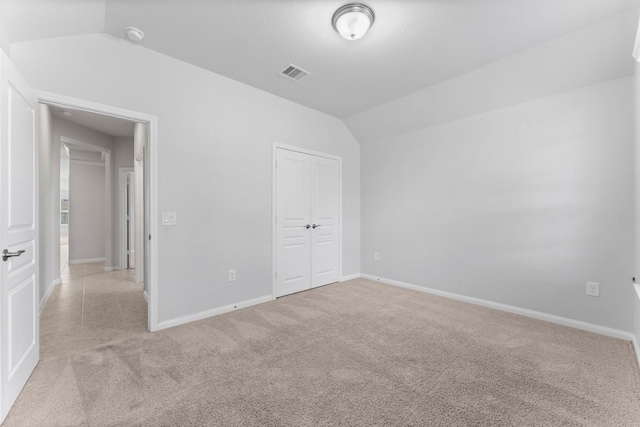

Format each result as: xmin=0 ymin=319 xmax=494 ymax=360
xmin=1 ymin=0 xmax=639 ymax=119
xmin=346 ymin=9 xmax=639 ymax=143
xmin=0 ymin=0 xmax=105 ymax=43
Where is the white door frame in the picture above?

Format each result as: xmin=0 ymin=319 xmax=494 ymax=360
xmin=36 ymin=90 xmax=160 ymax=332
xmin=61 ymin=136 xmax=111 ymax=267
xmin=272 ymin=142 xmax=342 ymax=297
xmin=119 ymin=167 xmax=135 ymax=271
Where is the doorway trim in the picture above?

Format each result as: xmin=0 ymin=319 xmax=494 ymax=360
xmin=119 ymin=167 xmax=135 ymax=272
xmin=61 ymin=136 xmax=112 ymax=268
xmin=36 ymin=90 xmax=160 ymax=332
xmin=271 ymin=142 xmax=343 ymax=297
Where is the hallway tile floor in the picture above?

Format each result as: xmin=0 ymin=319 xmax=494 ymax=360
xmin=40 ymin=262 xmax=148 ymax=359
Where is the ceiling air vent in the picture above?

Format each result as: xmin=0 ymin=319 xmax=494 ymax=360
xmin=280 ymin=64 xmax=310 ymax=82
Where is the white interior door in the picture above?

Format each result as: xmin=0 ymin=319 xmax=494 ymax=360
xmin=0 ymin=51 xmax=39 ymax=423
xmin=310 ymin=156 xmax=340 ymax=287
xmin=275 ymin=149 xmax=312 ymax=297
xmin=275 ymin=148 xmax=340 ymax=298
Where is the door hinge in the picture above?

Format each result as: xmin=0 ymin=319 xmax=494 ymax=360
xmin=148 ymin=234 xmax=151 ymax=241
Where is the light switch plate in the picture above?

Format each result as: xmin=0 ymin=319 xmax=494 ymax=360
xmin=162 ymin=212 xmax=177 ymax=226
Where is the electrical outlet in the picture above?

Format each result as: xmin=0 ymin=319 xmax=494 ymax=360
xmin=586 ymin=282 xmax=599 ymax=297
xmin=229 ymin=270 xmax=236 ymax=282
xmin=374 ymin=252 xmax=379 ymax=261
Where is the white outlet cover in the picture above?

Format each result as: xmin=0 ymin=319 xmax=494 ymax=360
xmin=586 ymin=282 xmax=599 ymax=297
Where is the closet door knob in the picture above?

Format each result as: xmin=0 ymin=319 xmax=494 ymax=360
xmin=304 ymin=224 xmax=311 ymax=229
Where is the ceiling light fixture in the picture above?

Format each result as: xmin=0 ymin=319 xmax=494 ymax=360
xmin=332 ymin=3 xmax=374 ymax=41
xmin=125 ymin=26 xmax=145 ymax=42
xmin=62 ymin=110 xmax=72 ymax=117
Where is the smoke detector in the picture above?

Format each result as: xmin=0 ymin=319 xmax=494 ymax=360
xmin=125 ymin=26 xmax=145 ymax=42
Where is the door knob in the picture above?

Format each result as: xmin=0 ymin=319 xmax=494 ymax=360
xmin=2 ymin=249 xmax=25 ymax=262
xmin=304 ymin=224 xmax=311 ymax=229
xmin=312 ymin=224 xmax=321 ymax=228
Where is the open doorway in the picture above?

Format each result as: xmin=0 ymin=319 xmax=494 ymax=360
xmin=59 ymin=136 xmax=113 ymax=270
xmin=37 ymin=93 xmax=158 ymax=360
xmin=60 ymin=144 xmax=69 ymax=273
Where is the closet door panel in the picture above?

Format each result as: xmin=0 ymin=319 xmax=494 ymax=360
xmin=275 ymin=150 xmax=312 ymax=297
xmin=310 ymin=156 xmax=340 ymax=287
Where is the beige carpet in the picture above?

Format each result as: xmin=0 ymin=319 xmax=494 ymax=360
xmin=5 ymin=279 xmax=640 ymax=426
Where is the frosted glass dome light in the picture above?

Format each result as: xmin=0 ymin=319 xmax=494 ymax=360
xmin=332 ymin=4 xmax=375 ymax=41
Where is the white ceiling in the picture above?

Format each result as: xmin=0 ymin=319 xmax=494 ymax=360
xmin=0 ymin=0 xmax=105 ymax=43
xmin=50 ymin=107 xmax=136 ymax=138
xmin=3 ymin=0 xmax=640 ymax=118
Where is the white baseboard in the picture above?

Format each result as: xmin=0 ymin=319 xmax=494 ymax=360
xmin=69 ymin=257 xmax=105 ymax=265
xmin=39 ymin=278 xmax=62 ymax=314
xmin=155 ymin=295 xmax=275 ymax=331
xmin=361 ymin=274 xmax=635 ymax=342
xmin=341 ymin=273 xmax=361 ymax=282
xmin=143 ymin=290 xmax=149 ymax=303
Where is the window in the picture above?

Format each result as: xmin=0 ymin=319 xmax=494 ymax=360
xmin=61 ymin=198 xmax=69 ymax=225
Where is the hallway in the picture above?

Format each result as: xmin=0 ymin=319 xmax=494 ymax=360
xmin=60 ymin=236 xmax=68 ymax=273
xmin=40 ymin=262 xmax=148 ymax=359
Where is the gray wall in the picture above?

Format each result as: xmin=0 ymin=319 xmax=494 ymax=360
xmin=113 ymin=137 xmax=134 ymax=170
xmin=634 ymin=62 xmax=640 ymax=342
xmin=38 ymin=103 xmax=58 ymax=305
xmin=11 ymin=33 xmax=361 ymax=324
xmin=69 ymin=161 xmax=105 ymax=261
xmin=0 ymin=20 xmax=9 ymax=56
xmin=351 ymin=11 xmax=638 ymax=334
xmin=361 ymin=77 xmax=634 ymax=332
xmin=54 ymin=117 xmax=114 ymax=152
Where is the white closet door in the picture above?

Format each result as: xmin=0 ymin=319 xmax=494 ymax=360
xmin=275 ymin=149 xmax=312 ymax=297
xmin=310 ymin=156 xmax=340 ymax=287
xmin=275 ymin=148 xmax=340 ymax=298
